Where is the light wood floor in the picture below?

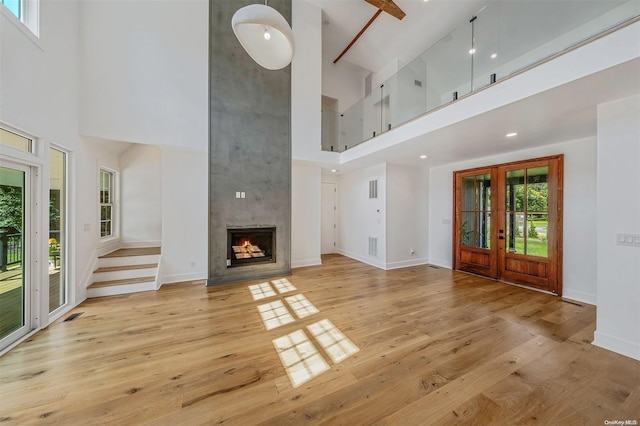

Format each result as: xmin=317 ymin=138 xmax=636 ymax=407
xmin=1 ymin=254 xmax=638 ymax=425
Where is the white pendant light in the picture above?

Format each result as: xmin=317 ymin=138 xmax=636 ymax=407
xmin=231 ymin=3 xmax=295 ymax=70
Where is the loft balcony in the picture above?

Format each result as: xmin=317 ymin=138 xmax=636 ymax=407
xmin=321 ymin=0 xmax=640 ymax=156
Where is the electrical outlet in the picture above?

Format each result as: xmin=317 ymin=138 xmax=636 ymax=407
xmin=410 ymin=249 xmax=415 ymax=256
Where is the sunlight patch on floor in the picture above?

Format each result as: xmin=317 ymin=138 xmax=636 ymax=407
xmin=307 ymin=319 xmax=360 ymax=363
xmin=248 ymin=282 xmax=277 ymax=300
xmin=285 ymin=294 xmax=319 ymax=319
xmin=257 ymin=300 xmax=295 ymax=330
xmin=272 ymin=330 xmax=330 ymax=388
xmin=271 ymin=278 xmax=296 ymax=294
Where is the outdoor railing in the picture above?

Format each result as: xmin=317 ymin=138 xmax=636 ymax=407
xmin=0 ymin=232 xmax=22 ymax=271
xmin=322 ymin=0 xmax=640 ymax=152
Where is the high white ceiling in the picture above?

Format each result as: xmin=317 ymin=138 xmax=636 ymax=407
xmin=310 ymin=0 xmax=487 ymax=72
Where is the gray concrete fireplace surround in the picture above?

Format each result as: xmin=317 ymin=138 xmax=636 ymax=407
xmin=207 ymin=0 xmax=292 ymax=285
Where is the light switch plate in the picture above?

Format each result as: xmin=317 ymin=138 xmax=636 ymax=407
xmin=616 ymin=233 xmax=640 ymax=247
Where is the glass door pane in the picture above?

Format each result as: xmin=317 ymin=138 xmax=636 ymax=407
xmin=505 ymin=167 xmax=549 ymax=257
xmin=0 ymin=165 xmax=28 ymax=344
xmin=49 ymin=148 xmax=66 ymax=313
xmin=459 ymin=173 xmax=492 ymax=249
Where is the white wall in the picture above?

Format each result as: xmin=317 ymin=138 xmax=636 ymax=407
xmin=338 ymin=163 xmax=386 ymax=268
xmin=371 ymin=57 xmax=400 ymax=89
xmin=323 ymin=57 xmax=369 ymax=113
xmin=291 ymin=161 xmax=322 ymax=268
xmin=120 ymin=144 xmax=162 ymax=245
xmin=386 ymin=164 xmax=429 ymax=269
xmin=428 ymin=137 xmax=597 ymax=304
xmin=78 ymin=0 xmax=208 ymax=149
xmin=594 ymin=95 xmax=640 ymax=361
xmin=292 ymin=0 xmax=322 ymax=161
xmin=0 ymin=0 xmax=92 ymax=316
xmin=160 ymin=146 xmax=208 ymax=284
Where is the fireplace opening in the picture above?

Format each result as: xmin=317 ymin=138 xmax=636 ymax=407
xmin=227 ymin=227 xmax=276 ymax=268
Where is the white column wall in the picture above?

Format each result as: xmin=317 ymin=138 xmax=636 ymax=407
xmin=291 ymin=161 xmax=322 ymax=268
xmin=292 ymin=0 xmax=324 ymax=162
xmin=594 ymin=95 xmax=640 ymax=360
xmin=120 ymin=144 xmax=162 ymax=246
xmin=385 ymin=164 xmax=429 ymax=269
xmin=160 ymin=146 xmax=208 ymax=284
xmin=337 ymin=163 xmax=386 ymax=268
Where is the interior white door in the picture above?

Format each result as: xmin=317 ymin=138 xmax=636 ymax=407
xmin=321 ymin=182 xmax=336 ymax=254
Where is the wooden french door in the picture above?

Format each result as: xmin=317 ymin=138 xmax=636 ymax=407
xmin=453 ymin=155 xmax=563 ymax=295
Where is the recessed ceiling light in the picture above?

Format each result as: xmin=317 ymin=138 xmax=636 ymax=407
xmin=506 ymin=132 xmax=518 ymax=138
xmin=491 ymin=53 xmax=497 ymax=59
xmin=420 ymin=155 xmax=428 ymax=159
xmin=469 ymin=48 xmax=476 ymax=54
xmin=331 ymin=169 xmax=338 ymax=172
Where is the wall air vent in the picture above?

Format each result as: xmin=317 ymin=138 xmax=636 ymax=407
xmin=368 ymin=237 xmax=378 ymax=257
xmin=63 ymin=312 xmax=84 ymax=322
xmin=369 ymin=179 xmax=378 ymax=199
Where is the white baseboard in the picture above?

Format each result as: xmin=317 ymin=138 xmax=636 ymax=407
xmin=385 ymin=258 xmax=429 ymax=270
xmin=593 ymin=331 xmax=640 ymax=361
xmin=87 ymin=281 xmax=157 ymax=298
xmin=561 ymin=289 xmax=596 ymax=306
xmin=337 ymin=249 xmax=385 ymax=270
xmin=292 ymin=258 xmax=322 ymax=269
xmin=96 ymin=240 xmax=120 ymax=257
xmin=428 ymin=258 xmax=453 ymax=269
xmin=162 ymin=272 xmax=207 ymax=285
xmin=121 ymin=240 xmax=162 ymax=249
xmin=80 ymin=250 xmax=98 ymax=300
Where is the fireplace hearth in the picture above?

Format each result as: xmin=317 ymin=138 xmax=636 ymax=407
xmin=227 ymin=227 xmax=276 ymax=267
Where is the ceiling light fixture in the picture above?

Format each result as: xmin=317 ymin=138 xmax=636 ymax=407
xmin=506 ymin=132 xmax=518 ymax=137
xmin=469 ymin=48 xmax=476 ymax=54
xmin=331 ymin=169 xmax=338 ymax=173
xmin=491 ymin=53 xmax=497 ymax=59
xmin=232 ymin=1 xmax=295 ymax=70
xmin=420 ymin=155 xmax=428 ymax=159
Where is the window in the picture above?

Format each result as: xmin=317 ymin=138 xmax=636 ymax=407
xmin=99 ymin=169 xmax=114 ymax=238
xmin=0 ymin=127 xmax=33 ymax=153
xmin=1 ymin=0 xmax=20 ymax=18
xmin=1 ymin=0 xmax=39 ymax=37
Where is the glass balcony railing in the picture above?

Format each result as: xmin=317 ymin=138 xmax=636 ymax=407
xmin=323 ymin=0 xmax=640 ymax=153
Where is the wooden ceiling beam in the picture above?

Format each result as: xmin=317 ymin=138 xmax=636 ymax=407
xmin=364 ymin=0 xmax=406 ymax=20
xmin=333 ymin=0 xmax=406 ymax=64
xmin=333 ymin=9 xmax=383 ymax=64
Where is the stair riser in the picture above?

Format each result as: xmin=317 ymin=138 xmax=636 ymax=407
xmin=87 ymin=281 xmax=157 ymax=298
xmin=93 ymin=268 xmax=157 ymax=282
xmin=97 ymin=255 xmax=160 ymax=268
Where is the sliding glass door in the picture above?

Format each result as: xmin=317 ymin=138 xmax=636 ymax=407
xmin=49 ymin=148 xmax=67 ymax=313
xmin=0 ymin=162 xmax=32 ymax=348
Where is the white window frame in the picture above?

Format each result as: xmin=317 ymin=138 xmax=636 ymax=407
xmin=99 ymin=168 xmax=117 ymax=240
xmin=1 ymin=0 xmax=40 ymax=40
